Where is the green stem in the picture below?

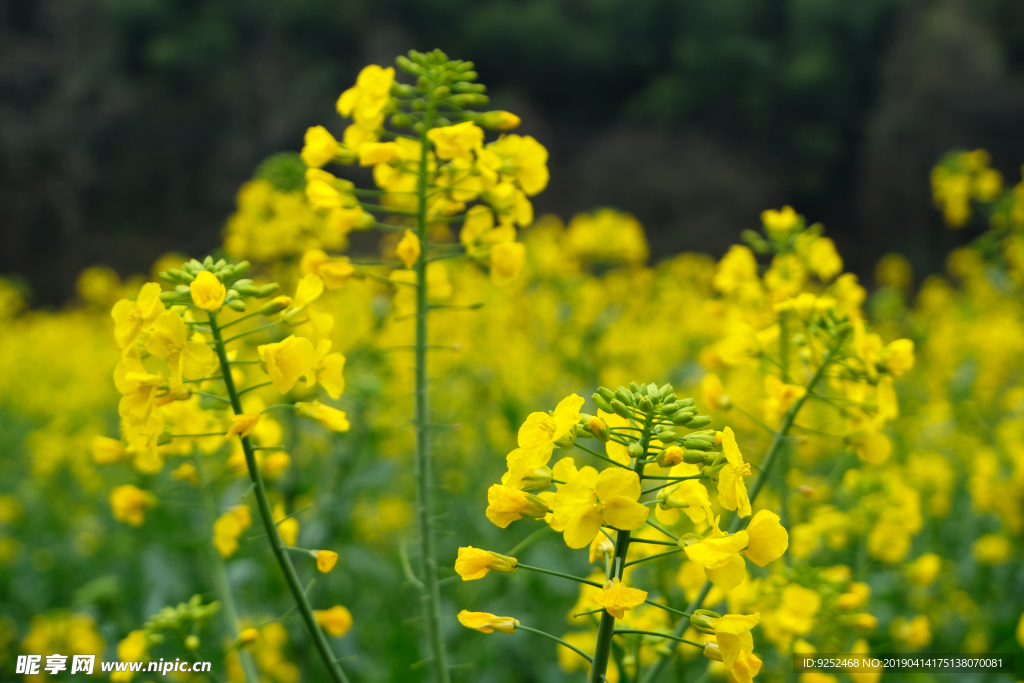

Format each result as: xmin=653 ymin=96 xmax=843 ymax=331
xmin=614 ymin=630 xmax=704 ymax=648
xmin=590 ymin=409 xmax=655 ymax=683
xmin=516 ymin=625 xmax=593 ymax=663
xmin=207 ymin=311 xmax=349 ymax=683
xmin=573 ymin=442 xmax=631 ymax=469
xmin=413 ymin=90 xmax=452 ymax=683
xmin=623 ymin=548 xmax=682 ymax=568
xmin=637 ymin=344 xmax=840 ymax=683
xmin=196 ymin=458 xmax=260 ymax=683
xmin=517 ymin=563 xmax=603 ymax=588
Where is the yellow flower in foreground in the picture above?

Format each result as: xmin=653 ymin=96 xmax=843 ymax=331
xmin=741 ymin=510 xmax=789 ymax=567
xmin=455 ymin=547 xmax=519 ymax=580
xmin=295 ymin=400 xmax=350 ymax=432
xmin=427 ymin=121 xmax=484 ymax=162
xmin=517 ymin=394 xmax=585 ymax=465
xmin=315 ymin=605 xmax=353 ymax=637
xmin=258 ymin=334 xmax=316 ymax=393
xmin=191 ymin=271 xmax=226 ymax=311
xmin=226 ymin=412 xmax=261 ymax=440
xmin=591 ymin=578 xmax=648 ymax=619
xmin=716 ymin=427 xmax=752 ymax=517
xmin=315 ymin=550 xmax=339 ymax=573
xmin=683 ymin=518 xmax=749 ymax=591
xmin=457 ymin=610 xmax=519 ymax=634
xmin=485 ymin=485 xmax=550 ymax=528
xmin=396 ymin=229 xmax=421 ymax=269
xmin=710 ymin=613 xmax=762 ymax=683
xmin=551 ymin=467 xmax=649 ymax=549
xmin=491 ymin=241 xmax=526 ymax=285
xmin=301 ymin=125 xmax=339 ymax=168
xmin=110 ymin=485 xmax=157 ymax=526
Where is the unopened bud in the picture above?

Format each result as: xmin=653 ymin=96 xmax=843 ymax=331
xmin=639 ymin=396 xmax=654 ymax=413
xmin=450 ymin=93 xmax=489 ymax=107
xmin=592 ymin=393 xmax=614 ymax=413
xmin=478 ymin=111 xmax=521 ymax=130
xmin=159 ymin=291 xmax=182 ymax=303
xmin=657 ymin=446 xmax=683 ymax=467
xmin=626 ymin=442 xmax=644 ymax=460
xmin=520 ymin=492 xmax=551 ymax=520
xmin=686 ymin=416 xmax=713 ymax=429
xmin=588 ymin=417 xmax=610 ymax=442
xmin=657 ymin=431 xmax=678 ymax=443
xmin=671 ymin=409 xmax=696 ymax=425
xmin=615 ymin=388 xmax=635 ymax=407
xmin=683 ymin=449 xmax=708 ymax=464
xmin=259 ymin=296 xmax=292 ymax=315
xmin=662 ymin=392 xmax=677 ymax=405
xmin=610 ymin=399 xmax=632 ymax=420
xmin=184 ymin=635 xmax=200 ymax=650
xmin=690 ymin=611 xmax=717 ymax=634
xmin=681 ymin=437 xmax=713 ymax=451
xmin=227 ymin=299 xmax=247 ymax=312
xmin=256 ymin=283 xmax=280 ymax=297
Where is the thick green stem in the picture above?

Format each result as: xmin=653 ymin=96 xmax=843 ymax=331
xmin=589 ymin=409 xmax=655 ymax=683
xmin=207 ymin=311 xmax=349 ymax=683
xmin=413 ymin=92 xmax=452 ymax=683
xmin=197 ymin=459 xmax=259 ymax=682
xmin=638 ymin=345 xmax=840 ymax=683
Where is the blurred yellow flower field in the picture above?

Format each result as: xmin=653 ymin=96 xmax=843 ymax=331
xmin=0 ymin=51 xmax=1022 ymax=683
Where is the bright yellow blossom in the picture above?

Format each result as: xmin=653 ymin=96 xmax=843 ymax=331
xmin=190 ymin=271 xmax=226 ymax=311
xmin=550 ymin=467 xmax=649 ymax=549
xmin=258 ymin=335 xmax=316 ymax=393
xmin=684 ymin=518 xmax=749 ymax=591
xmin=315 ymin=605 xmax=353 ymax=637
xmin=491 ymin=241 xmax=526 ymax=285
xmin=427 ymin=121 xmax=484 ymax=163
xmin=741 ymin=510 xmax=789 ymax=566
xmin=111 ymin=282 xmax=164 ymax=352
xmin=455 ymin=547 xmax=518 ymax=580
xmin=315 ymin=550 xmax=339 ymax=573
xmin=716 ymin=427 xmax=752 ymax=517
xmin=517 ymin=394 xmax=584 ymax=465
xmin=591 ymin=577 xmax=648 ymax=619
xmin=301 ymin=125 xmax=339 ymax=168
xmin=485 ymin=485 xmax=550 ymax=528
xmin=295 ymin=400 xmax=350 ymax=432
xmin=457 ymin=610 xmax=519 ymax=634
xmin=226 ymin=412 xmax=261 ymax=440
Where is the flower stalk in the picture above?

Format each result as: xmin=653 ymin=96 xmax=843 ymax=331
xmin=207 ymin=311 xmax=350 ymax=683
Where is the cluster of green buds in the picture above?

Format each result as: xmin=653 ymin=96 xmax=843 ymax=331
xmin=389 ymin=49 xmax=519 ymax=134
xmin=141 ymin=595 xmax=220 ymax=650
xmin=156 ymin=256 xmax=279 ymax=312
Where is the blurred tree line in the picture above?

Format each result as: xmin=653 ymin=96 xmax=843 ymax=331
xmin=2 ymin=0 xmax=1024 ymax=304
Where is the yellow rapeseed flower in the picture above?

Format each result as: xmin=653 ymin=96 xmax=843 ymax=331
xmin=485 ymin=485 xmax=550 ymax=528
xmin=190 ymin=271 xmax=226 ymax=311
xmin=550 ymin=467 xmax=649 ymax=549
xmin=591 ymin=577 xmax=648 ymax=619
xmin=683 ymin=518 xmax=749 ymax=591
xmin=226 ymin=412 xmax=261 ymax=440
xmin=457 ymin=610 xmax=519 ymax=634
xmin=315 ymin=550 xmax=339 ymax=573
xmin=427 ymin=121 xmax=484 ymax=163
xmin=716 ymin=427 xmax=752 ymax=517
xmin=315 ymin=605 xmax=353 ymax=637
xmin=517 ymin=394 xmax=584 ymax=466
xmin=455 ymin=547 xmax=518 ymax=580
xmin=295 ymin=400 xmax=350 ymax=432
xmin=301 ymin=125 xmax=339 ymax=168
xmin=258 ymin=334 xmax=316 ymax=393
xmin=396 ymin=230 xmax=421 ymax=269
xmin=110 ymin=485 xmax=157 ymax=526
xmin=490 ymin=241 xmax=526 ymax=285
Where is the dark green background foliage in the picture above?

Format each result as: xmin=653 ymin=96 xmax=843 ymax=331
xmin=3 ymin=0 xmax=1024 ymax=303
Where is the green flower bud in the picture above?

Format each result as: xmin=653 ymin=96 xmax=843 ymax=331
xmin=687 ymin=416 xmax=713 ymax=429
xmin=158 ymin=271 xmax=178 ymax=284
xmin=588 ymin=417 xmax=610 ymax=442
xmin=657 ymin=446 xmax=683 ymax=467
xmin=396 ymin=55 xmax=422 ymax=75
xmin=677 ymin=398 xmax=695 ymax=408
xmin=592 ymin=393 xmax=614 ymax=413
xmin=432 ymin=85 xmax=451 ymax=99
xmin=520 ymin=466 xmax=553 ymax=493
xmin=227 ymin=299 xmax=247 ymax=312
xmin=597 ymin=386 xmax=616 ymax=402
xmin=610 ymin=399 xmax=632 ymax=420
xmin=658 ymin=431 xmax=678 ymax=443
xmin=452 ymin=82 xmax=488 ymax=94
xmin=615 ymin=388 xmax=635 ymax=407
xmin=450 ymin=93 xmax=489 ymax=107
xmin=626 ymin=442 xmax=644 ymax=459
xmin=259 ymin=296 xmax=292 ymax=316
xmin=629 ymin=381 xmax=641 ymax=394
xmin=683 ymin=449 xmax=708 ymax=464
xmin=671 ymin=409 xmax=697 ymax=425
xmin=662 ymin=392 xmax=677 ymax=406
xmin=681 ymin=437 xmax=713 ymax=451
xmin=159 ymin=291 xmax=182 ymax=303
xmin=185 ymin=635 xmax=200 ymax=650
xmin=689 ymin=613 xmax=716 ymax=634
xmin=639 ymin=396 xmax=654 ymax=413
xmin=256 ymin=283 xmax=280 ymax=297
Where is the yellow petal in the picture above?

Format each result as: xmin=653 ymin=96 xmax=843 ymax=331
xmin=594 ymin=467 xmax=641 ymax=502
xmin=601 ymin=496 xmax=650 ymax=531
xmin=742 ymin=510 xmax=789 ymax=567
xmin=704 ymin=553 xmax=746 ymax=591
xmin=564 ymin=504 xmax=603 ymax=549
